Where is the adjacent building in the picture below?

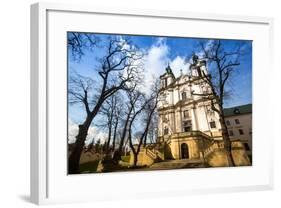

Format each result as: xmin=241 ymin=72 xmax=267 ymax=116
xmin=224 ymin=104 xmax=252 ymax=161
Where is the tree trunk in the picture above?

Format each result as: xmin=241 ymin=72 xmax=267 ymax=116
xmin=105 ymin=121 xmax=112 ymax=152
xmin=143 ymin=134 xmax=147 ymax=147
xmin=219 ymin=114 xmax=235 ymax=166
xmin=127 ymin=127 xmax=139 ymax=167
xmin=133 ymin=152 xmax=138 ymax=167
xmin=128 ymin=105 xmax=156 ymax=167
xmin=114 ymin=108 xmax=132 ymax=161
xmin=68 ymin=99 xmax=103 ymax=174
xmin=68 ymin=124 xmax=89 ymax=174
xmin=112 ymin=117 xmax=119 ymax=150
xmin=211 ymin=96 xmax=235 ymax=167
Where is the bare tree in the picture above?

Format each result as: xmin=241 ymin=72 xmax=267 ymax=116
xmin=112 ymin=86 xmax=142 ymax=161
xmin=143 ymin=108 xmax=158 ymax=146
xmin=127 ymin=80 xmax=160 ymax=166
xmin=99 ymin=92 xmax=124 ymax=153
xmin=111 ymin=96 xmax=124 ymax=151
xmin=100 ymin=96 xmax=116 ymax=152
xmin=191 ymin=40 xmax=245 ymax=165
xmin=67 ymin=32 xmax=99 ymax=61
xmin=68 ymin=37 xmax=143 ymax=174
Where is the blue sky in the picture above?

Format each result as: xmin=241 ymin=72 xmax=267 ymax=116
xmin=68 ymin=32 xmax=252 ymax=144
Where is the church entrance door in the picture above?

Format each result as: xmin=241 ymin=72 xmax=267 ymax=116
xmin=181 ymin=143 xmax=189 ymax=159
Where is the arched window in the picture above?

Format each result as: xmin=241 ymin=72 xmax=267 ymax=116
xmin=181 ymin=92 xmax=187 ymax=100
xmin=181 ymin=143 xmax=189 ymax=159
xmin=183 ymin=110 xmax=189 ymax=118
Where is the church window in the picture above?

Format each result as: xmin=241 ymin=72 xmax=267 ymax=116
xmin=183 ymin=110 xmax=189 ymax=118
xmin=239 ymin=129 xmax=244 ymax=135
xmin=182 ymin=92 xmax=187 ymax=100
xmin=243 ymin=143 xmax=250 ymax=151
xmin=197 ymin=67 xmax=202 ymax=77
xmin=183 ymin=120 xmax=192 ymax=132
xmin=226 ymin=120 xmax=231 ymax=126
xmin=164 ymin=78 xmax=168 ymax=88
xmin=229 ymin=130 xmax=234 ymax=136
xmin=202 ymin=86 xmax=208 ymax=94
xmin=209 ymin=121 xmax=216 ymax=128
xmin=164 ymin=127 xmax=169 ymax=135
xmin=161 ymin=80 xmax=165 ymax=88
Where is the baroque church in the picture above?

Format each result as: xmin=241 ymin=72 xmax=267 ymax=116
xmin=157 ymin=56 xmax=222 ymax=160
xmin=130 ymin=55 xmax=251 ymax=168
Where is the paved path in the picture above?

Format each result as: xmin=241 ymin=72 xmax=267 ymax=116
xmin=149 ymin=159 xmax=205 ymax=170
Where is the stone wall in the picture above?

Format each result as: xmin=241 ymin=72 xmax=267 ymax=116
xmin=205 ymin=149 xmax=231 ymax=167
xmin=231 ymin=140 xmax=251 ymax=166
xmin=129 ymin=138 xmax=251 ymax=168
xmin=205 ymin=140 xmax=251 ymax=167
xmin=129 ymin=148 xmax=155 ymax=166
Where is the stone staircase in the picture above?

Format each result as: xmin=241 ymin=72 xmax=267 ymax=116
xmin=149 ymin=159 xmax=205 ymax=170
xmin=142 ymin=131 xmax=217 ymax=168
xmin=145 ymin=144 xmax=165 ymax=161
xmin=140 ymin=130 xmax=234 ymax=168
xmin=203 ymin=140 xmax=225 ymax=157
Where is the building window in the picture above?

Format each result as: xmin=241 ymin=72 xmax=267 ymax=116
xmin=183 ymin=120 xmax=192 ymax=132
xmin=209 ymin=121 xmax=216 ymax=128
xmin=161 ymin=80 xmax=165 ymax=88
xmin=226 ymin=120 xmax=231 ymax=126
xmin=183 ymin=110 xmax=189 ymax=118
xmin=239 ymin=129 xmax=244 ymax=135
xmin=163 ymin=114 xmax=169 ymax=123
xmin=164 ymin=127 xmax=169 ymax=135
xmin=229 ymin=130 xmax=234 ymax=136
xmin=235 ymin=119 xmax=240 ymax=124
xmin=249 ymin=128 xmax=252 ymax=135
xmin=243 ymin=143 xmax=250 ymax=151
xmin=164 ymin=78 xmax=167 ymax=88
xmin=233 ymin=108 xmax=240 ymax=114
xmin=182 ymin=92 xmax=187 ymax=100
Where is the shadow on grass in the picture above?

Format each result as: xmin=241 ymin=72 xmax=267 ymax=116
xmin=79 ymin=160 xmax=100 ymax=173
xmin=78 ymin=157 xmax=150 ymax=174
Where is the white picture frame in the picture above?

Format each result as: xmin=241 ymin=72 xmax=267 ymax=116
xmin=30 ymin=2 xmax=274 ymax=205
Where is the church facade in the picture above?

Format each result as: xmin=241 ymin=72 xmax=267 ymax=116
xmin=157 ymin=58 xmax=223 ymax=161
xmin=129 ymin=56 xmax=251 ymax=168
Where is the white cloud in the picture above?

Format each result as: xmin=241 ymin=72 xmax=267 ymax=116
xmin=196 ymin=39 xmax=215 ymax=58
xmin=170 ymin=56 xmax=190 ymax=77
xmin=141 ymin=38 xmax=169 ymax=93
xmin=140 ymin=38 xmax=191 ymax=94
xmin=68 ymin=119 xmax=79 ymax=144
xmin=68 ymin=119 xmax=107 ymax=146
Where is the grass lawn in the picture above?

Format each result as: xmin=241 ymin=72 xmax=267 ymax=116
xmin=79 ymin=156 xmax=132 ymax=173
xmin=121 ymin=155 xmax=130 ymax=163
xmin=79 ymin=160 xmax=100 ymax=173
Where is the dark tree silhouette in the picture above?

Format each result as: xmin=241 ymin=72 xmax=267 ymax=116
xmin=99 ymin=92 xmax=123 ymax=153
xmin=67 ymin=32 xmax=99 ymax=61
xmin=191 ymin=40 xmax=246 ymax=165
xmin=113 ymin=85 xmax=142 ymax=161
xmin=127 ymin=80 xmax=160 ymax=166
xmin=111 ymin=95 xmax=123 ymax=151
xmin=68 ymin=37 xmax=143 ymax=174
